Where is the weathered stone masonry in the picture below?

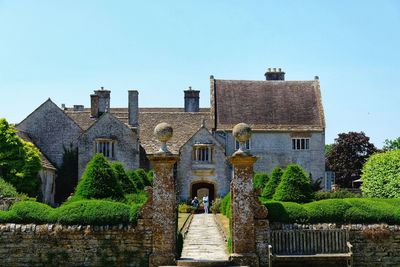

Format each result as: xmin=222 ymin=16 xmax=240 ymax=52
xmin=0 ymin=221 xmax=152 ymax=267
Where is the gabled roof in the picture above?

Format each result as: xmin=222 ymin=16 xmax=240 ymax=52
xmin=64 ymin=108 xmax=211 ymax=154
xmin=211 ymin=78 xmax=325 ymax=131
xmin=16 ymin=131 xmax=56 ymax=170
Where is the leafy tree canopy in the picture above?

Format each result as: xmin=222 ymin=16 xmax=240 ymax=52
xmin=325 ymin=144 xmax=334 ymax=156
xmin=0 ymin=118 xmax=41 ymax=196
xmin=361 ymin=150 xmax=400 ymax=198
xmin=326 ymin=131 xmax=377 ymax=188
xmin=383 ymin=137 xmax=400 ymax=151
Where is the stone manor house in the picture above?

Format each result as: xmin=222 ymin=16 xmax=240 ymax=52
xmin=15 ymin=68 xmax=325 ymax=205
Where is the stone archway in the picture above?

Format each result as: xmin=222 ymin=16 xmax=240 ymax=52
xmin=191 ymin=182 xmax=215 ymax=203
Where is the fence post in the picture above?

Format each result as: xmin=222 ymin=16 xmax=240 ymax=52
xmin=229 ymin=123 xmax=260 ymax=267
xmin=148 ymin=123 xmax=179 ymax=267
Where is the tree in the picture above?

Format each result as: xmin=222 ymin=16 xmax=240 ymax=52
xmin=262 ymin=167 xmax=283 ymax=199
xmin=55 ymin=145 xmax=78 ymax=204
xmin=325 ymin=144 xmax=334 ymax=156
xmin=326 ymin=132 xmax=377 ymax=188
xmin=0 ymin=118 xmax=41 ymax=196
xmin=273 ymin=164 xmax=313 ymax=203
xmin=383 ymin=137 xmax=400 ymax=151
xmin=361 ymin=150 xmax=400 ymax=198
xmin=74 ymin=154 xmax=124 ymax=200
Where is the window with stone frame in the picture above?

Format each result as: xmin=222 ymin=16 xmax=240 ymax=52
xmin=94 ymin=138 xmax=116 ymax=158
xmin=193 ymin=144 xmax=214 ymax=163
xmin=235 ymin=139 xmax=251 ymax=150
xmin=292 ymin=138 xmax=310 ymax=150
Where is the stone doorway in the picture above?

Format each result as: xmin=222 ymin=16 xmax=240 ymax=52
xmin=191 ymin=182 xmax=215 ymax=203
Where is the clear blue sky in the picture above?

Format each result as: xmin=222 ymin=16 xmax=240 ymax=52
xmin=0 ymin=0 xmax=399 ymax=148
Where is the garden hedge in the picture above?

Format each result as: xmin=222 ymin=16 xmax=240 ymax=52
xmin=264 ymin=198 xmax=400 ymax=224
xmin=0 ymin=199 xmax=142 ymax=225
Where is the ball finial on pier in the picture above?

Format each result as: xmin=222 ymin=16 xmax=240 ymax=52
xmin=154 ymin=122 xmax=173 ymax=154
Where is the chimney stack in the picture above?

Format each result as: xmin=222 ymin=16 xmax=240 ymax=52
xmin=128 ymin=90 xmax=139 ymax=126
xmin=265 ymin=68 xmax=285 ymax=81
xmin=90 ymin=87 xmax=111 ymax=117
xmin=91 ymin=87 xmax=111 ymax=117
xmin=184 ymin=86 xmax=200 ymax=112
xmin=90 ymin=94 xmax=99 ymax=117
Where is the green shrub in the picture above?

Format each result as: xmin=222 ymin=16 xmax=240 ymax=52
xmin=343 ymin=198 xmax=399 ymax=224
xmin=210 ymin=198 xmax=222 ymax=214
xmin=253 ymin=172 xmax=269 ymax=190
xmin=220 ymin=193 xmax=231 ymax=217
xmin=273 ymin=164 xmax=313 ymax=203
xmin=55 ymin=145 xmax=78 ymax=204
xmin=8 ymin=201 xmax=53 ymax=223
xmin=262 ymin=167 xmax=283 ymax=199
xmin=264 ymin=201 xmax=308 ymax=223
xmin=304 ymin=199 xmax=352 ymax=223
xmin=53 ymin=200 xmax=131 ymax=225
xmin=0 ymin=177 xmax=18 ymax=198
xmin=147 ymin=170 xmax=154 ymax=185
xmin=130 ymin=203 xmax=142 ymax=223
xmin=126 ymin=170 xmax=145 ymax=191
xmin=111 ymin=162 xmax=136 ymax=194
xmin=124 ymin=191 xmax=148 ymax=206
xmin=361 ymin=150 xmax=400 ymax=198
xmin=314 ymin=189 xmax=360 ymax=200
xmin=136 ymin=168 xmax=151 ymax=187
xmin=178 ymin=203 xmax=191 ymax=213
xmin=74 ymin=154 xmax=124 ymax=201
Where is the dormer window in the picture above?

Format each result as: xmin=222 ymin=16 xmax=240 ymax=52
xmin=95 ymin=138 xmax=116 ymax=158
xmin=193 ymin=144 xmax=213 ymax=163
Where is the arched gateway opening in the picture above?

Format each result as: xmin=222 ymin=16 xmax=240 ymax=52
xmin=191 ymin=182 xmax=215 ymax=203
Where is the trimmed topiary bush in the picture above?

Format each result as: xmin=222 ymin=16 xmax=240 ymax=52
xmin=74 ymin=154 xmax=124 ymax=201
xmin=273 ymin=164 xmax=313 ymax=203
xmin=220 ymin=193 xmax=231 ymax=217
xmin=53 ymin=200 xmax=131 ymax=225
xmin=8 ymin=201 xmax=53 ymax=223
xmin=136 ymin=168 xmax=151 ymax=187
xmin=361 ymin=150 xmax=400 ymax=198
xmin=253 ymin=172 xmax=269 ymax=190
xmin=147 ymin=170 xmax=154 ymax=185
xmin=304 ymin=199 xmax=352 ymax=223
xmin=126 ymin=170 xmax=145 ymax=191
xmin=111 ymin=162 xmax=136 ymax=194
xmin=264 ymin=201 xmax=308 ymax=223
xmin=262 ymin=167 xmax=283 ymax=199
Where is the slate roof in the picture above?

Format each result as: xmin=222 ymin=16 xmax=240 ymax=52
xmin=64 ymin=108 xmax=211 ymax=155
xmin=16 ymin=131 xmax=57 ymax=170
xmin=211 ymin=79 xmax=325 ymax=131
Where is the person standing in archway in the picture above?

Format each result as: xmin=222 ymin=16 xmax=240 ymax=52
xmin=203 ymin=195 xmax=209 ymax=214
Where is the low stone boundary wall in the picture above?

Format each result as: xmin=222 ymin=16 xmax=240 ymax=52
xmin=0 ymin=219 xmax=152 ymax=267
xmin=270 ymin=223 xmax=400 ymax=267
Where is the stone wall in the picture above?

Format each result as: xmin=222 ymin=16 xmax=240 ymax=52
xmin=78 ymin=113 xmax=140 ymax=178
xmin=177 ymin=127 xmax=229 ymax=201
xmin=269 ymin=223 xmax=400 ymax=267
xmin=17 ymin=99 xmax=82 ymax=168
xmin=0 ymin=220 xmax=152 ymax=267
xmin=217 ymin=131 xmax=325 ymax=181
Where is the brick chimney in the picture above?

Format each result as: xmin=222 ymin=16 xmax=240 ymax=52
xmin=264 ymin=68 xmax=285 ymax=81
xmin=184 ymin=86 xmax=200 ymax=112
xmin=91 ymin=87 xmax=110 ymax=117
xmin=128 ymin=90 xmax=139 ymax=126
